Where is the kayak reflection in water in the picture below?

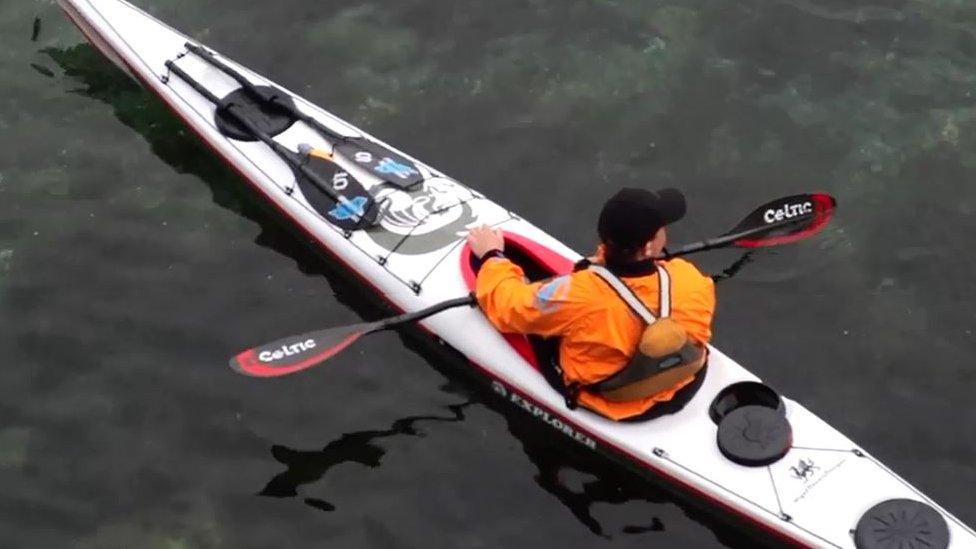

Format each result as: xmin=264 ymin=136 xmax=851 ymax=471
xmin=467 ymin=188 xmax=716 ymax=421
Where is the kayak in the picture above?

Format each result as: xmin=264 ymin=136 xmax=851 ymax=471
xmin=58 ymin=1 xmax=976 ymax=547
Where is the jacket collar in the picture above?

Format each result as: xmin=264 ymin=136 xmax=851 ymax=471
xmin=605 ymin=258 xmax=658 ymax=278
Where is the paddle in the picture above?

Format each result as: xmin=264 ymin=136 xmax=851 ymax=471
xmin=164 ymin=61 xmax=381 ymax=229
xmin=229 ymin=192 xmax=836 ymax=377
xmin=230 ymin=297 xmax=476 ymax=377
xmin=182 ymin=42 xmax=425 ymax=190
xmin=663 ymin=193 xmax=836 ymax=258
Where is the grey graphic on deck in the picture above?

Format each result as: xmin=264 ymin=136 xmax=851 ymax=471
xmin=366 ymin=178 xmax=481 ymax=255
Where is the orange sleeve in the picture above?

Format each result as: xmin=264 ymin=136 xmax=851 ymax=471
xmin=474 ymin=257 xmax=583 ymax=337
xmin=667 ymin=260 xmax=716 ymax=345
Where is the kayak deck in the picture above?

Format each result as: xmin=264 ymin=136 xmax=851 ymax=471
xmin=58 ymin=0 xmax=976 ymax=547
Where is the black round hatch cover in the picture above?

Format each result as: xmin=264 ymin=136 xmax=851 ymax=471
xmin=854 ymin=499 xmax=950 ymax=549
xmin=214 ymin=86 xmax=297 ymax=141
xmin=709 ymin=381 xmax=785 ymax=424
xmin=716 ymin=405 xmax=792 ymax=466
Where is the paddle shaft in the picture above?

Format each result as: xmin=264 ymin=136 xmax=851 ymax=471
xmin=358 ymin=213 xmax=803 ymax=330
xmin=343 ymin=215 xmax=804 ymax=334
xmin=376 ymin=295 xmax=477 ymax=333
xmin=663 ymin=214 xmax=814 ymax=258
xmin=163 ymin=60 xmax=373 ymax=226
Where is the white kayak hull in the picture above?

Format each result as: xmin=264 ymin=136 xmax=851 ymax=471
xmin=59 ymin=1 xmax=976 ymax=547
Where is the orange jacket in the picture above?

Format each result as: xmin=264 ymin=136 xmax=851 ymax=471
xmin=475 ymin=256 xmax=716 ymax=420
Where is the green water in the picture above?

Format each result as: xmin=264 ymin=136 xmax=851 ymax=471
xmin=2 ymin=0 xmax=975 ymax=547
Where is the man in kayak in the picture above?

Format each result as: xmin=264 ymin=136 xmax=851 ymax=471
xmin=467 ymin=188 xmax=715 ymax=421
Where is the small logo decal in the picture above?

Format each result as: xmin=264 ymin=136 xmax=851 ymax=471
xmin=258 ymin=339 xmax=317 ymax=363
xmin=763 ymin=201 xmax=813 ymax=224
xmin=790 ymin=458 xmax=820 ymax=482
xmin=535 ymin=275 xmax=571 ymax=312
xmin=328 ymin=195 xmax=368 ymax=221
xmin=505 ymin=387 xmax=597 ymax=450
xmin=374 ymin=157 xmax=420 ymax=180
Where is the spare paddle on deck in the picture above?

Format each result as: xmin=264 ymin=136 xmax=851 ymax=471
xmin=183 ymin=42 xmax=425 ymax=190
xmin=230 ymin=296 xmax=476 ymax=377
xmin=163 ymin=60 xmax=380 ymax=230
xmin=230 ymin=192 xmax=837 ymax=377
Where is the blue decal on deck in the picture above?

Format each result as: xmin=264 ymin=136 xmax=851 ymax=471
xmin=328 ymin=195 xmax=368 ymax=221
xmin=535 ymin=275 xmax=571 ymax=312
xmin=375 ymin=157 xmax=419 ymax=179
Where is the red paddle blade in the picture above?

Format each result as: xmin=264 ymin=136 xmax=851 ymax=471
xmin=727 ymin=193 xmax=837 ymax=248
xmin=229 ymin=323 xmax=376 ymax=377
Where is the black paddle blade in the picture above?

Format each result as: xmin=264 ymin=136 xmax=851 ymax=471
xmin=293 ymin=148 xmax=380 ymax=231
xmin=725 ymin=193 xmax=836 ymax=248
xmin=230 ymin=322 xmax=380 ymax=377
xmin=335 ymin=138 xmax=424 ymax=189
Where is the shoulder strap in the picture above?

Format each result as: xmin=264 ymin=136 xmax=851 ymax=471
xmin=589 ymin=264 xmax=670 ymax=324
xmin=657 ymin=263 xmax=671 ymax=317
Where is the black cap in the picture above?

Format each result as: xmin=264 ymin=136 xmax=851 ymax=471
xmin=598 ymin=188 xmax=686 ymax=250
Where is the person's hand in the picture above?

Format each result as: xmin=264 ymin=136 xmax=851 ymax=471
xmin=467 ymin=225 xmax=505 ymax=258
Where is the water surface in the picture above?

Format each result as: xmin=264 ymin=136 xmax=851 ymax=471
xmin=2 ymin=0 xmax=975 ymax=547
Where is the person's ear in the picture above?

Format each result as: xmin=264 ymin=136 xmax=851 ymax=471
xmin=647 ymin=227 xmax=666 ymax=257
xmin=643 ymin=238 xmax=656 ymax=257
